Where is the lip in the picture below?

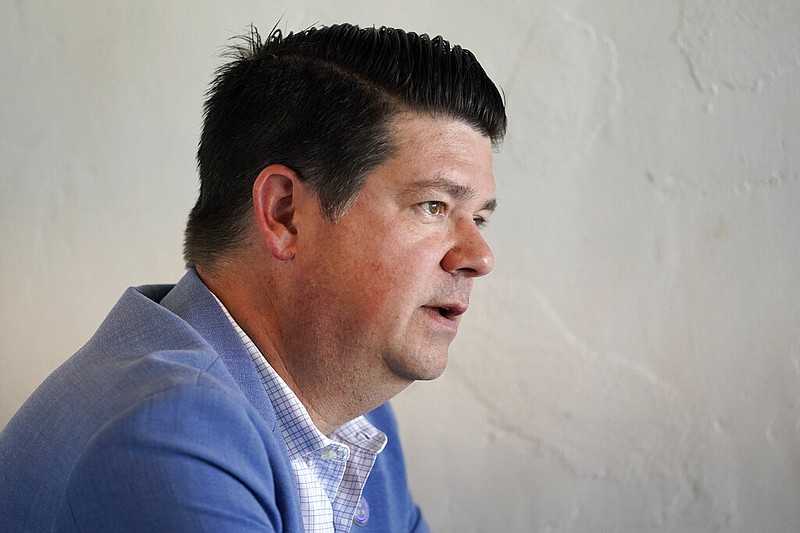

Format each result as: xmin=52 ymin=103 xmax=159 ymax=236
xmin=421 ymin=303 xmax=468 ymax=330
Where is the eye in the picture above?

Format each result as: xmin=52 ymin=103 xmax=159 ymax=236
xmin=473 ymin=215 xmax=489 ymax=228
xmin=420 ymin=201 xmax=446 ymax=217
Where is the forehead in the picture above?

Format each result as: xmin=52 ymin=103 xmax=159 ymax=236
xmin=374 ymin=112 xmax=496 ymax=198
xmin=391 ymin=112 xmax=493 ymax=163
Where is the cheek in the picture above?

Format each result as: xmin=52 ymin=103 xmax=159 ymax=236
xmin=319 ymin=218 xmax=449 ymax=311
xmin=365 ymin=242 xmax=446 ymax=310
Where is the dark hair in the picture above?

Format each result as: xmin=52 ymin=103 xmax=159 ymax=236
xmin=184 ymin=23 xmax=507 ymax=269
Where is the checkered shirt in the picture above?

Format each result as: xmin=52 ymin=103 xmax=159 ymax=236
xmin=215 ymin=298 xmax=387 ymax=532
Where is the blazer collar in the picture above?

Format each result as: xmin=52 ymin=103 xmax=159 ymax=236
xmin=155 ymin=269 xmax=279 ymax=429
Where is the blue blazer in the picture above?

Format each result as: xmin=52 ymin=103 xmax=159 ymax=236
xmin=0 ymin=270 xmax=429 ymax=532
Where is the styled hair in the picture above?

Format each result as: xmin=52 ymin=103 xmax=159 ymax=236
xmin=184 ymin=23 xmax=507 ymax=269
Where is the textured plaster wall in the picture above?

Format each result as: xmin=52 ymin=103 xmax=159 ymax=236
xmin=2 ymin=2 xmax=798 ymax=532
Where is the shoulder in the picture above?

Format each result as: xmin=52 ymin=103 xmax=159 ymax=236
xmin=62 ymin=380 xmax=301 ymax=532
xmin=1 ymin=274 xmax=303 ymax=532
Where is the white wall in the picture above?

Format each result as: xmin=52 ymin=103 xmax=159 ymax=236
xmin=2 ymin=1 xmax=798 ymax=531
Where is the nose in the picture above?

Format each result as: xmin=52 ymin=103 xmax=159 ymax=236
xmin=440 ymin=219 xmax=495 ymax=277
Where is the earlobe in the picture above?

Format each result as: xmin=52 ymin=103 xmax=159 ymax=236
xmin=253 ymin=164 xmax=301 ymax=261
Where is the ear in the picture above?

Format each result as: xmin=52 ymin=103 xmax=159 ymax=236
xmin=252 ymin=164 xmax=303 ymax=261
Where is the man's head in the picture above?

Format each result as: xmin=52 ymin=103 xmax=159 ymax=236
xmin=185 ymin=24 xmax=506 ymax=426
xmin=183 ymin=23 xmax=506 ymax=269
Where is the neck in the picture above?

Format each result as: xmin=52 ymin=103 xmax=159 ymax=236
xmin=196 ymin=263 xmax=410 ymax=435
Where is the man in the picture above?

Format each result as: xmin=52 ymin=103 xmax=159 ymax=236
xmin=0 ymin=23 xmax=506 ymax=532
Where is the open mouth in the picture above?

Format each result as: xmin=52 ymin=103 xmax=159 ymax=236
xmin=437 ymin=306 xmax=455 ymax=319
xmin=426 ymin=305 xmax=466 ymax=321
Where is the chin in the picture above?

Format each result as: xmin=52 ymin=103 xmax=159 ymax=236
xmin=385 ymin=350 xmax=449 ymax=382
xmin=414 ymin=365 xmax=447 ymax=381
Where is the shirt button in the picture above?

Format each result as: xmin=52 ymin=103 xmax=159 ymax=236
xmin=320 ymin=447 xmax=338 ymax=460
xmin=353 ymin=496 xmax=370 ymax=526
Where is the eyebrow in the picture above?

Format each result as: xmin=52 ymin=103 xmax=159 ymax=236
xmin=403 ymin=176 xmax=498 ymax=213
